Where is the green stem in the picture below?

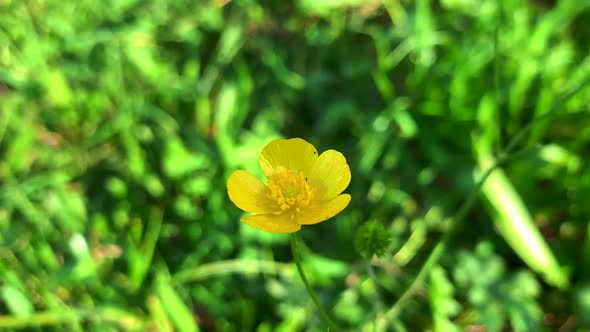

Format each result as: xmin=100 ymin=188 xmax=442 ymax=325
xmin=493 ymin=0 xmax=504 ymax=152
xmin=367 ymin=261 xmax=384 ymax=332
xmin=171 ymin=259 xmax=292 ymax=285
xmin=0 ymin=306 xmax=146 ymax=330
xmin=290 ymin=232 xmax=341 ymax=331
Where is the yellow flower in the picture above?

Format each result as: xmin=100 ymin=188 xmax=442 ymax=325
xmin=227 ymin=138 xmax=352 ymax=233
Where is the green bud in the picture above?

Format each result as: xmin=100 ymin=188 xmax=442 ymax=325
xmin=355 ymin=221 xmax=391 ymax=258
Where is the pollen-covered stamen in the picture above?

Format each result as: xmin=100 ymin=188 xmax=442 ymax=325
xmin=267 ymin=167 xmax=313 ymax=213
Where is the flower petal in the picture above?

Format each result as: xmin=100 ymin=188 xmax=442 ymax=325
xmin=259 ymin=138 xmax=318 ymax=178
xmin=308 ymin=150 xmax=351 ymax=200
xmin=241 ymin=213 xmax=301 ymax=233
xmin=227 ymin=170 xmax=278 ymax=214
xmin=297 ymin=194 xmax=351 ymax=225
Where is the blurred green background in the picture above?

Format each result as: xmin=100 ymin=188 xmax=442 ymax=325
xmin=2 ymin=0 xmax=590 ymax=331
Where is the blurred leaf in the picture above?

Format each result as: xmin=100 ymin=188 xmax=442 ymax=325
xmin=43 ymin=70 xmax=73 ymax=108
xmin=430 ymin=266 xmax=461 ymax=332
xmin=1 ymin=285 xmax=34 ymax=316
xmin=128 ymin=208 xmax=163 ymax=290
xmin=333 ymin=289 xmax=364 ymax=325
xmin=216 ymin=24 xmax=244 ymax=65
xmin=576 ymin=284 xmax=590 ymax=327
xmin=147 ymin=295 xmax=174 ymax=332
xmin=156 ymin=278 xmax=200 ymax=332
xmin=476 ymin=154 xmax=568 ymax=289
xmin=214 ymin=81 xmax=238 ymax=158
xmin=298 ymin=0 xmax=366 ymax=15
xmin=163 ymin=139 xmax=209 ymax=180
xmin=453 ymin=242 xmax=542 ymax=332
xmin=122 ymin=130 xmax=147 ymax=179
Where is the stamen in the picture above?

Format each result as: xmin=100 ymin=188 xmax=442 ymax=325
xmin=267 ymin=168 xmax=314 ymax=212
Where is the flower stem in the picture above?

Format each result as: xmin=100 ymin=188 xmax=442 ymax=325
xmin=290 ymin=232 xmax=341 ymax=331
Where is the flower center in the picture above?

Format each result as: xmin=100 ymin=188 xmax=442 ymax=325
xmin=267 ymin=167 xmax=313 ymax=212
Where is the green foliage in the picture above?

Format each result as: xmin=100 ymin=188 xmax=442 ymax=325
xmin=1 ymin=0 xmax=590 ymax=331
xmin=453 ymin=242 xmax=542 ymax=332
xmin=429 ymin=266 xmax=461 ymax=332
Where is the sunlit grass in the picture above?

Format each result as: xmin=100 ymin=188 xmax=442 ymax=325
xmin=1 ymin=0 xmax=590 ymax=331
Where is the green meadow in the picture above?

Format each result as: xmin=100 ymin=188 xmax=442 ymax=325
xmin=1 ymin=0 xmax=590 ymax=331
